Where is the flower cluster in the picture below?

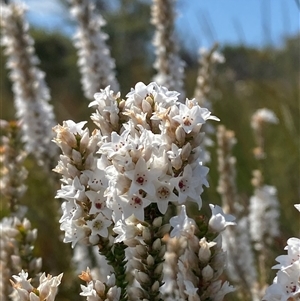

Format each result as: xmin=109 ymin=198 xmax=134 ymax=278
xmin=10 ymin=270 xmax=62 ymax=301
xmin=53 ymin=82 xmax=236 ymax=300
xmin=0 ymin=217 xmax=42 ymax=300
xmin=79 ymin=267 xmax=120 ymax=301
xmin=161 ymin=205 xmax=235 ymax=301
xmin=151 ymin=0 xmax=185 ymax=100
xmin=0 ymin=2 xmax=57 ymax=169
xmin=249 ymin=180 xmax=280 ymax=250
xmin=53 ymin=82 xmax=218 ymax=247
xmin=262 ymin=205 xmax=300 ymax=301
xmin=0 ymin=120 xmax=28 ymax=214
xmin=69 ymin=0 xmax=119 ymax=99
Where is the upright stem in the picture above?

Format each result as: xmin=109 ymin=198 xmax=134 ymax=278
xmin=98 ymin=240 xmax=128 ymax=301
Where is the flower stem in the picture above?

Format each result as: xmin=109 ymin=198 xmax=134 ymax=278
xmin=99 ymin=240 xmax=128 ymax=301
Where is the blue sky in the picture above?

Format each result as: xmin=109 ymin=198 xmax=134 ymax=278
xmin=22 ymin=0 xmax=299 ymax=49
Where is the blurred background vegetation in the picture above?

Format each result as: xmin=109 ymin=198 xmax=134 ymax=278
xmin=0 ymin=0 xmax=299 ymax=300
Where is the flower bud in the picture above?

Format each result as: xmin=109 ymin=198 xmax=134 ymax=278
xmin=175 ymin=126 xmax=185 ymax=144
xmin=60 ymin=142 xmax=72 ymax=157
xmin=107 ymin=286 xmax=121 ymax=300
xmin=84 ymin=153 xmax=95 ymax=170
xmin=136 ymin=245 xmax=147 ymax=257
xmin=135 ymin=271 xmax=150 ymax=285
xmin=130 ymin=259 xmax=145 ymax=271
xmin=152 ymin=216 xmax=162 ymax=228
xmin=198 ymin=237 xmax=215 ymax=263
xmin=151 ymin=280 xmax=160 ymax=292
xmin=142 ymin=227 xmax=151 ymax=242
xmin=202 ymin=265 xmax=214 ymax=282
xmin=128 ymin=287 xmax=145 ymax=299
xmin=181 ymin=142 xmax=192 ymax=160
xmin=94 ymin=280 xmax=105 ymax=296
xmin=79 ymin=131 xmax=89 ymax=152
xmin=158 ymin=245 xmax=166 ymax=258
xmin=67 ymin=163 xmax=80 ymax=178
xmin=142 ymin=98 xmax=152 ymax=115
xmin=72 ymin=149 xmax=82 ymax=165
xmin=11 ymin=255 xmax=21 ymax=268
xmin=152 ymin=238 xmax=161 ymax=251
xmin=157 ymin=224 xmax=171 ymax=237
xmin=146 ymin=255 xmax=155 ymax=266
xmin=154 ymin=262 xmax=163 ymax=276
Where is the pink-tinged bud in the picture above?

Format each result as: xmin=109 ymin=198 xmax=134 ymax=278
xmin=54 ymin=125 xmax=77 ymax=148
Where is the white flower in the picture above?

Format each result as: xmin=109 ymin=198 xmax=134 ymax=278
xmin=86 ymin=212 xmax=112 ymax=238
xmin=82 ymin=168 xmax=107 ymax=191
xmin=170 ymin=164 xmax=207 ymax=208
xmin=113 ymin=217 xmax=142 ymax=243
xmin=11 ymin=271 xmax=63 ymax=301
xmin=80 ymin=281 xmax=97 ymax=297
xmin=172 ymin=103 xmax=206 ymax=134
xmin=263 ymin=261 xmax=300 ymax=301
xmin=272 ymin=238 xmax=300 ymax=270
xmin=118 ymin=192 xmax=151 ymax=221
xmin=60 ymin=219 xmax=88 ymax=248
xmin=56 ymin=177 xmax=86 ymax=202
xmin=85 ymin=190 xmax=111 ymax=217
xmin=150 ymin=179 xmax=177 ymax=214
xmin=36 ymin=273 xmax=63 ymax=301
xmin=100 ymin=131 xmax=129 ymax=158
xmin=11 ymin=270 xmax=33 ymax=292
xmin=167 ymin=143 xmax=183 ymax=170
xmin=170 ymin=205 xmax=195 ymax=238
xmin=295 ymin=204 xmax=300 ymax=212
xmin=59 ymin=200 xmax=83 ymax=224
xmin=184 ymin=280 xmax=199 ymax=297
xmin=208 ymin=204 xmax=236 ymax=232
xmin=125 ymin=157 xmax=161 ymax=196
xmin=207 ymin=280 xmax=235 ymax=301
